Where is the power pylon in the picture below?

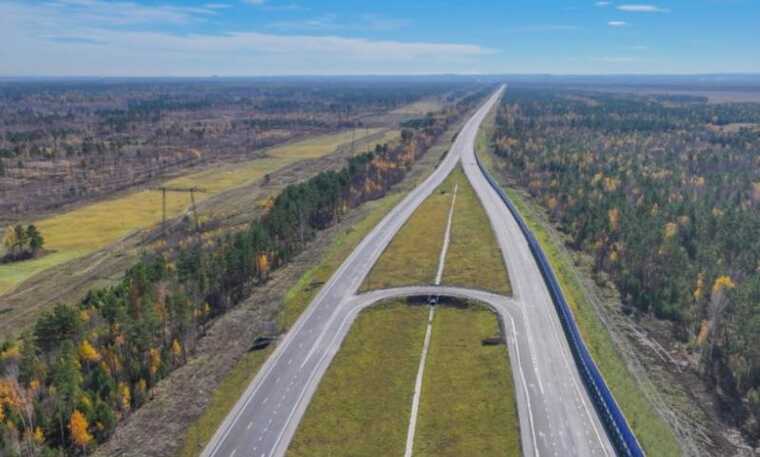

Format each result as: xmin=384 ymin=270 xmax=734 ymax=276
xmin=154 ymin=186 xmax=208 ymax=234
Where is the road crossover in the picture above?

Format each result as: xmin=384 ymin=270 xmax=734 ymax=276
xmin=202 ymin=87 xmax=618 ymax=457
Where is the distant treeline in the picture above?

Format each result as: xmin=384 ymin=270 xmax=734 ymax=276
xmin=493 ymin=88 xmax=760 ymax=440
xmin=0 ymin=98 xmax=464 ymax=456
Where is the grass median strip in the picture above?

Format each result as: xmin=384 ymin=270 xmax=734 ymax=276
xmin=287 ymin=301 xmax=429 ymax=457
xmin=362 ymin=165 xmax=511 ymax=294
xmin=442 ymin=167 xmax=511 ymax=295
xmin=0 ymin=129 xmax=384 ymax=296
xmin=414 ymin=303 xmax=521 ymax=457
xmin=361 ymin=173 xmax=455 ymax=290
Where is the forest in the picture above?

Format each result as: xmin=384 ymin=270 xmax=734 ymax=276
xmin=492 ymin=87 xmax=760 ymax=439
xmin=0 ymin=96 xmax=463 ymax=456
xmin=0 ymin=79 xmax=473 ymax=220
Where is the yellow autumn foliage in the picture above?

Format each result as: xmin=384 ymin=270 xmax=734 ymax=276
xmin=118 ymin=382 xmax=131 ymax=412
xmin=148 ymin=348 xmax=161 ymax=376
xmin=608 ymin=208 xmax=621 ymax=232
xmin=69 ymin=409 xmax=93 ymax=448
xmin=79 ymin=340 xmax=100 ymax=363
xmin=712 ymin=275 xmax=736 ymax=295
xmin=171 ymin=339 xmax=182 ymax=357
xmin=664 ymin=222 xmax=678 ymax=239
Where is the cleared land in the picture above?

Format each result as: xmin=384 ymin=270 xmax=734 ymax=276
xmin=286 ymin=301 xmax=429 ymax=457
xmin=442 ymin=168 xmax=511 ymax=294
xmin=391 ymin=99 xmax=444 ymax=115
xmin=414 ymin=303 xmax=521 ymax=457
xmin=0 ymin=129 xmax=385 ymax=295
xmin=362 ymin=166 xmax=510 ymax=294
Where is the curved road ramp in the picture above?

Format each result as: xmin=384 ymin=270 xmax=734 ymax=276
xmin=201 ymin=87 xmax=645 ymax=457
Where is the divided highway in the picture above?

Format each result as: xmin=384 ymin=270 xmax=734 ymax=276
xmin=202 ymin=87 xmax=618 ymax=457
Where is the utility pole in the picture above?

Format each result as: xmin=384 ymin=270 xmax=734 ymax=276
xmin=154 ymin=186 xmax=208 ymax=235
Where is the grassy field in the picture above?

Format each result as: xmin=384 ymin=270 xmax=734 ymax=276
xmin=391 ymin=99 xmax=444 ymax=115
xmin=361 ymin=173 xmax=456 ymax=291
xmin=443 ymin=168 xmax=511 ymax=295
xmin=176 ymin=346 xmax=274 ymax=457
xmin=0 ymin=129 xmax=385 ymax=296
xmin=287 ymin=301 xmax=428 ymax=457
xmin=414 ymin=304 xmax=521 ymax=457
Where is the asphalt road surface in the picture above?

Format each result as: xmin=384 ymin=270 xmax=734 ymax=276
xmin=202 ymin=87 xmax=618 ymax=457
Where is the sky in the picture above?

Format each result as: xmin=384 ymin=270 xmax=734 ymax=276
xmin=1 ymin=0 xmax=758 ymax=76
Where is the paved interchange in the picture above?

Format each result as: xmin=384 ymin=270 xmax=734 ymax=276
xmin=202 ymin=87 xmax=618 ymax=457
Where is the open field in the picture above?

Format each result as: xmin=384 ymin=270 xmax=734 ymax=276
xmin=414 ymin=303 xmax=521 ymax=457
xmin=391 ymin=99 xmax=444 ymax=115
xmin=0 ymin=129 xmax=385 ymax=296
xmin=177 ymin=346 xmax=274 ymax=457
xmin=286 ymin=301 xmax=428 ymax=457
xmin=442 ymin=167 xmax=511 ymax=295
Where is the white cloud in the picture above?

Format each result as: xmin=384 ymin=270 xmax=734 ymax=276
xmin=617 ymin=4 xmax=670 ymax=13
xmin=0 ymin=0 xmax=495 ymax=76
xmin=270 ymin=13 xmax=410 ymax=32
xmin=608 ymin=20 xmax=628 ymax=27
xmin=42 ymin=0 xmax=218 ymax=25
xmin=595 ymin=1 xmax=611 ymax=6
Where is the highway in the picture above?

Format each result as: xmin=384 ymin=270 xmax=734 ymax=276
xmin=202 ymin=87 xmax=618 ymax=457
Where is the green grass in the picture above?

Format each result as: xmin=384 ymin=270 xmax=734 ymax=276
xmin=176 ymin=346 xmax=274 ymax=457
xmin=0 ymin=129 xmax=384 ymax=296
xmin=391 ymin=99 xmax=444 ymax=115
xmin=361 ymin=173 xmax=456 ymax=291
xmin=286 ymin=302 xmax=428 ymax=457
xmin=415 ymin=304 xmax=521 ymax=457
xmin=362 ymin=165 xmax=511 ymax=294
xmin=443 ymin=168 xmax=511 ymax=295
